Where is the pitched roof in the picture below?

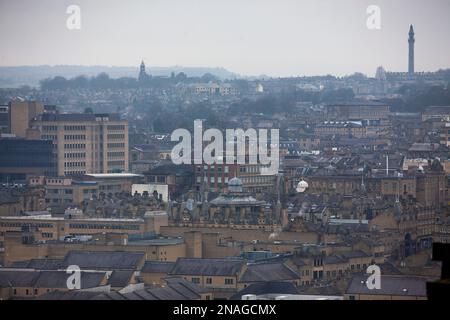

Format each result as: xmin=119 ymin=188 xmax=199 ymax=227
xmin=323 ymin=255 xmax=347 ymax=264
xmin=36 ymin=291 xmax=103 ymax=300
xmin=36 ymin=277 xmax=204 ymax=300
xmin=141 ymin=261 xmax=175 ymax=273
xmin=26 ymin=259 xmax=63 ymax=270
xmin=230 ymin=281 xmax=299 ymax=300
xmin=108 ymin=270 xmax=134 ymax=288
xmin=169 ymin=258 xmax=244 ymax=276
xmin=346 ymin=275 xmax=427 ymax=297
xmin=33 ymin=271 xmax=106 ymax=289
xmin=340 ymin=250 xmax=370 ymax=259
xmin=0 ymin=270 xmax=106 ymax=289
xmin=239 ymin=262 xmax=299 ymax=283
xmin=0 ymin=270 xmax=40 ymax=287
xmin=62 ymin=251 xmax=144 ymax=270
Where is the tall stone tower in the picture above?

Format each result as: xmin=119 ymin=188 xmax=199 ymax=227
xmin=408 ymin=25 xmax=415 ymax=75
xmin=138 ymin=60 xmax=148 ymax=82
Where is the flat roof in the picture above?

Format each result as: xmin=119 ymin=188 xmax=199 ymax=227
xmin=0 ymin=215 xmax=144 ymax=222
xmin=84 ymin=173 xmax=144 ymax=179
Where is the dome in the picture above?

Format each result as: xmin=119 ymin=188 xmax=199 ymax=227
xmin=228 ymin=177 xmax=243 ymax=193
xmin=228 ymin=177 xmax=242 ymax=186
xmin=296 ymin=180 xmax=309 ymax=193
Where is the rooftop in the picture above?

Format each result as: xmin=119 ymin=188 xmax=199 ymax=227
xmin=62 ymin=251 xmax=145 ymax=270
xmin=346 ymin=275 xmax=428 ymax=297
xmin=170 ymin=258 xmax=244 ymax=276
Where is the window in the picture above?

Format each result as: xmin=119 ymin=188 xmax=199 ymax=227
xmin=157 ymin=176 xmax=166 ymax=183
xmin=206 ymin=278 xmax=212 ymax=284
xmin=224 ymin=278 xmax=234 ymax=285
xmin=191 ymin=277 xmax=200 ymax=284
xmin=349 ymin=295 xmax=356 ymax=300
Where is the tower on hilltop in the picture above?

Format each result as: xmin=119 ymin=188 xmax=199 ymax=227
xmin=408 ymin=25 xmax=415 ymax=75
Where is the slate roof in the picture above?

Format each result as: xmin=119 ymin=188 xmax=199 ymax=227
xmin=141 ymin=261 xmax=175 ymax=273
xmin=230 ymin=281 xmax=299 ymax=300
xmin=378 ymin=262 xmax=403 ymax=275
xmin=62 ymin=251 xmax=145 ymax=270
xmin=36 ymin=277 xmax=204 ymax=300
xmin=169 ymin=258 xmax=244 ymax=276
xmin=299 ymin=285 xmax=342 ymax=296
xmin=0 ymin=270 xmax=40 ymax=287
xmin=8 ymin=261 xmax=30 ymax=268
xmin=323 ymin=255 xmax=347 ymax=264
xmin=239 ymin=263 xmax=299 ymax=283
xmin=108 ymin=270 xmax=134 ymax=288
xmin=346 ymin=275 xmax=427 ymax=297
xmin=0 ymin=270 xmax=106 ymax=289
xmin=33 ymin=271 xmax=106 ymax=289
xmin=340 ymin=250 xmax=370 ymax=259
xmin=26 ymin=259 xmax=63 ymax=270
xmin=36 ymin=291 xmax=103 ymax=300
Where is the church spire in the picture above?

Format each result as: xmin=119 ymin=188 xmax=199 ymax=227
xmin=138 ymin=60 xmax=148 ymax=83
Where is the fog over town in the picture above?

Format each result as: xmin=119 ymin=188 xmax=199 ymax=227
xmin=0 ymin=0 xmax=449 ymax=305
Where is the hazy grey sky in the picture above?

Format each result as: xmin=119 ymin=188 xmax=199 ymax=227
xmin=0 ymin=0 xmax=449 ymax=77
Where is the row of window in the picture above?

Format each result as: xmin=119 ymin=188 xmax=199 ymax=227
xmin=64 ymin=143 xmax=86 ymax=149
xmin=64 ymin=125 xmax=86 ymax=131
xmin=64 ymin=162 xmax=86 ymax=168
xmin=64 ymin=153 xmax=86 ymax=159
xmin=240 ymin=176 xmax=274 ymax=185
xmin=42 ymin=135 xmax=57 ymax=140
xmin=108 ymin=143 xmax=125 ymax=148
xmin=0 ymin=222 xmax=54 ymax=228
xmin=196 ymin=165 xmax=230 ymax=173
xmin=197 ymin=176 xmax=229 ymax=184
xmin=65 ymin=170 xmax=86 ymax=175
xmin=107 ymin=151 xmax=125 ymax=157
xmin=42 ymin=125 xmax=58 ymax=131
xmin=47 ymin=188 xmax=73 ymax=195
xmin=107 ymin=125 xmax=125 ymax=130
xmin=108 ymin=160 xmax=125 ymax=166
xmin=69 ymin=223 xmax=140 ymax=230
xmin=107 ymin=134 xmax=125 ymax=140
xmin=190 ymin=277 xmax=235 ymax=285
xmin=64 ymin=134 xmax=86 ymax=140
xmin=148 ymin=176 xmax=167 ymax=183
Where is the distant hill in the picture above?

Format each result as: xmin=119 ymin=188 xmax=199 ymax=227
xmin=0 ymin=65 xmax=240 ymax=88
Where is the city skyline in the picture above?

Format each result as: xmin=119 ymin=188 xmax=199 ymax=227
xmin=1 ymin=0 xmax=450 ymax=77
